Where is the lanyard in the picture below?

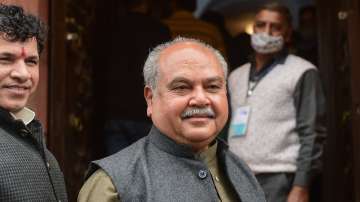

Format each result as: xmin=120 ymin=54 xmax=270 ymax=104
xmin=247 ymin=80 xmax=259 ymax=97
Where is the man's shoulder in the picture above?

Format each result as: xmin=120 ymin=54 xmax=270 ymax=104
xmin=85 ymin=137 xmax=148 ymax=193
xmin=228 ymin=62 xmax=251 ymax=80
xmin=285 ymin=54 xmax=316 ymax=69
xmin=94 ymin=136 xmax=148 ymax=168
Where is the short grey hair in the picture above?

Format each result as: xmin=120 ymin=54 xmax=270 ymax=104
xmin=143 ymin=36 xmax=228 ymax=90
xmin=256 ymin=2 xmax=292 ymax=27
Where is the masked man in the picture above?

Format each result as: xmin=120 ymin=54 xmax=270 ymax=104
xmin=227 ymin=2 xmax=326 ymax=202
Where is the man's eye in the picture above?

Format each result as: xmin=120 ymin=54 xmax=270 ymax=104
xmin=0 ymin=58 xmax=13 ymax=64
xmin=207 ymin=85 xmax=221 ymax=92
xmin=271 ymin=25 xmax=282 ymax=32
xmin=255 ymin=22 xmax=265 ymax=28
xmin=174 ymin=85 xmax=189 ymax=91
xmin=25 ymin=60 xmax=38 ymax=66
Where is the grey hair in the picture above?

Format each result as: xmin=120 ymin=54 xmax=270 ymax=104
xmin=143 ymin=36 xmax=228 ymax=90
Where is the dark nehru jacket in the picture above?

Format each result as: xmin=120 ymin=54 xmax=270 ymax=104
xmin=88 ymin=127 xmax=266 ymax=202
xmin=0 ymin=108 xmax=67 ymax=202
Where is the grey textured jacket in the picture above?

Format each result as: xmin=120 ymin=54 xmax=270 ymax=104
xmin=0 ymin=108 xmax=67 ymax=202
xmin=89 ymin=126 xmax=266 ymax=202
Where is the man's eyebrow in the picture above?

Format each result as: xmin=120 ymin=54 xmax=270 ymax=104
xmin=26 ymin=55 xmax=39 ymax=60
xmin=166 ymin=76 xmax=225 ymax=87
xmin=0 ymin=52 xmax=16 ymax=57
xmin=255 ymin=19 xmax=281 ymax=24
xmin=0 ymin=52 xmax=39 ymax=59
xmin=205 ymin=76 xmax=225 ymax=84
xmin=167 ymin=77 xmax=192 ymax=87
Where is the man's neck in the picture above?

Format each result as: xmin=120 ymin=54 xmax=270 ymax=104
xmin=192 ymin=139 xmax=218 ymax=154
xmin=255 ymin=53 xmax=276 ymax=72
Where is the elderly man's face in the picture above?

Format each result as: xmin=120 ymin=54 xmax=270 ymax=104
xmin=253 ymin=9 xmax=292 ymax=43
xmin=145 ymin=42 xmax=228 ymax=151
xmin=0 ymin=37 xmax=39 ymax=113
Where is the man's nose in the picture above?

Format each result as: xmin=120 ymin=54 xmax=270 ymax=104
xmin=10 ymin=61 xmax=30 ymax=82
xmin=189 ymin=88 xmax=210 ymax=107
xmin=264 ymin=24 xmax=272 ymax=35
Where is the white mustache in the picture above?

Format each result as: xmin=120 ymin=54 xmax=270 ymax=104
xmin=181 ymin=107 xmax=215 ymax=119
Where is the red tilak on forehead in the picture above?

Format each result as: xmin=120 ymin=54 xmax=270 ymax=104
xmin=20 ymin=47 xmax=26 ymax=58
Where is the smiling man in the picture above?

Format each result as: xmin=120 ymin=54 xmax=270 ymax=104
xmin=78 ymin=37 xmax=265 ymax=202
xmin=0 ymin=4 xmax=67 ymax=202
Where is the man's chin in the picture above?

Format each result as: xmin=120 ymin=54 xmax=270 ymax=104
xmin=1 ymin=102 xmax=26 ymax=113
xmin=183 ymin=116 xmax=218 ymax=128
xmin=183 ymin=128 xmax=218 ymax=142
xmin=184 ymin=133 xmax=217 ymax=152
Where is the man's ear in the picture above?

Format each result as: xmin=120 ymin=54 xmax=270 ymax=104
xmin=144 ymin=86 xmax=153 ymax=117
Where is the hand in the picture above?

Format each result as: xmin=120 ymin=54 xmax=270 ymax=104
xmin=287 ymin=186 xmax=309 ymax=202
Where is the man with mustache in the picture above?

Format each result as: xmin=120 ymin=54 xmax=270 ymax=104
xmin=0 ymin=4 xmax=67 ymax=202
xmin=227 ymin=2 xmax=326 ymax=202
xmin=78 ymin=37 xmax=266 ymax=202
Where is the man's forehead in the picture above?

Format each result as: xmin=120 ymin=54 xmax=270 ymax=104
xmin=0 ymin=36 xmax=38 ymax=54
xmin=255 ymin=9 xmax=286 ymax=24
xmin=160 ymin=43 xmax=217 ymax=66
xmin=162 ymin=42 xmax=207 ymax=55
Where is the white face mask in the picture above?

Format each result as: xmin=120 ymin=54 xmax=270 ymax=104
xmin=251 ymin=32 xmax=284 ymax=54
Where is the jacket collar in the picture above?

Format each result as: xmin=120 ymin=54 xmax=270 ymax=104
xmin=0 ymin=107 xmax=17 ymax=126
xmin=0 ymin=107 xmax=42 ymax=143
xmin=248 ymin=49 xmax=288 ymax=82
xmin=0 ymin=107 xmax=35 ymax=126
xmin=10 ymin=107 xmax=35 ymax=125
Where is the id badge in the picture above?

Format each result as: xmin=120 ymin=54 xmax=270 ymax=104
xmin=229 ymin=106 xmax=251 ymax=137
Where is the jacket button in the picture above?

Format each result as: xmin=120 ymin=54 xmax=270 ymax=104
xmin=198 ymin=170 xmax=208 ymax=179
xmin=46 ymin=162 xmax=50 ymax=169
